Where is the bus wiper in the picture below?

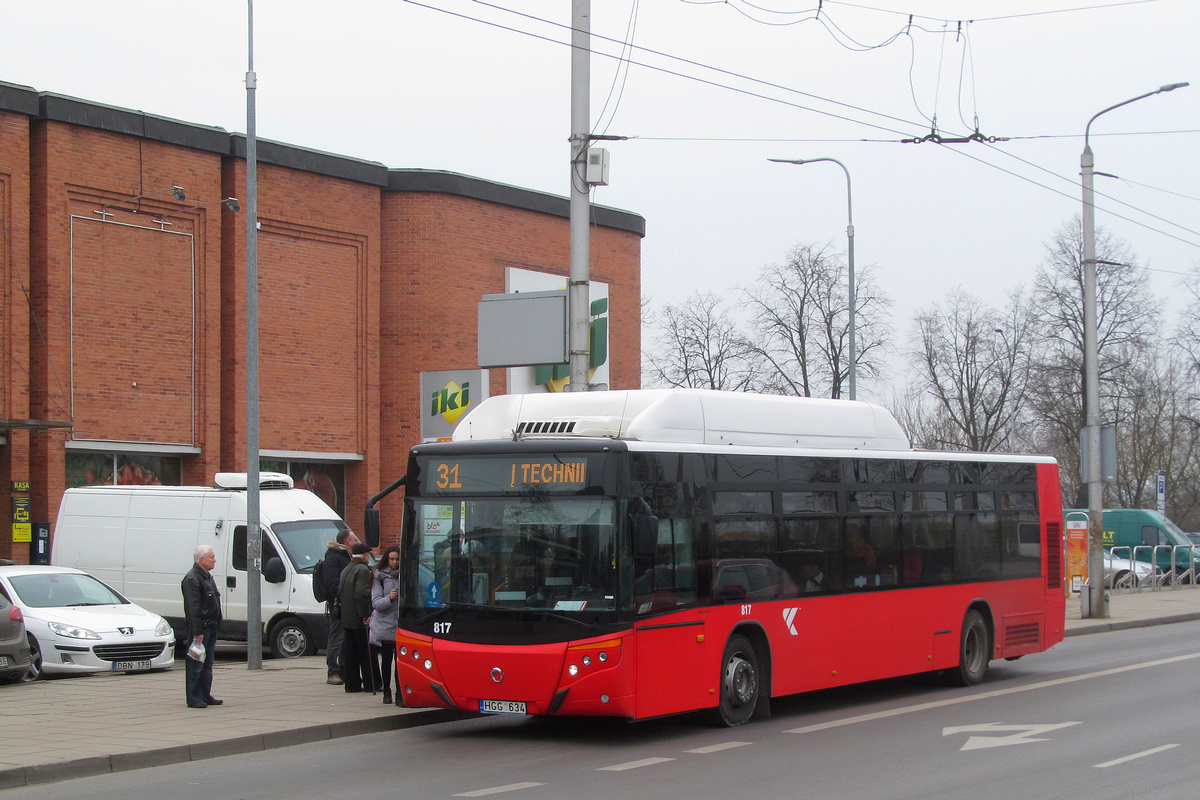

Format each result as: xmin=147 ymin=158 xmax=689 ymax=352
xmin=537 ymin=610 xmax=599 ymax=631
xmin=418 ymin=601 xmax=502 ymax=622
xmin=415 ymin=606 xmax=452 ymax=625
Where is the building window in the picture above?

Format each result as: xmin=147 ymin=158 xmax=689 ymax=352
xmin=66 ymin=453 xmax=182 ymax=487
xmin=261 ymin=460 xmax=345 ymax=517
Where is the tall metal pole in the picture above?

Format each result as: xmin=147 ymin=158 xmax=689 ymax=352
xmin=767 ymin=157 xmax=856 ymax=399
xmin=245 ymin=0 xmax=262 ymax=667
xmin=567 ymin=0 xmax=591 ymax=392
xmin=1080 ymin=82 xmax=1187 ymax=619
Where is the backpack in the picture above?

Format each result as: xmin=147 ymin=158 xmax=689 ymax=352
xmin=312 ymin=558 xmax=328 ymax=603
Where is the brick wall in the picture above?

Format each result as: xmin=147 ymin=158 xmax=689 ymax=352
xmin=0 ymin=89 xmax=643 ymax=561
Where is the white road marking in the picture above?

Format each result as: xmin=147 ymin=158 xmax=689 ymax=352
xmin=785 ymin=652 xmax=1200 ymax=735
xmin=941 ymin=722 xmax=1081 ymax=750
xmin=1095 ymin=744 xmax=1180 ymax=768
xmin=453 ymin=782 xmax=546 ymax=797
xmin=685 ymin=741 xmax=753 ymax=754
xmin=598 ymin=757 xmax=675 ymax=771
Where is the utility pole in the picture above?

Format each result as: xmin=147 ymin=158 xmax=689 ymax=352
xmin=567 ymin=0 xmax=591 ymax=392
xmin=1079 ymin=81 xmax=1187 ymax=618
xmin=245 ymin=0 xmax=262 ymax=667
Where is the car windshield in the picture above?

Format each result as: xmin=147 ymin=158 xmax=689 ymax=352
xmin=405 ymin=496 xmax=618 ymax=614
xmin=9 ymin=572 xmax=126 ymax=608
xmin=273 ymin=519 xmax=348 ymax=573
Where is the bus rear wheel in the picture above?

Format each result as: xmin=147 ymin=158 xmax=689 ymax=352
xmin=945 ymin=609 xmax=989 ymax=687
xmin=709 ymin=634 xmax=759 ymax=727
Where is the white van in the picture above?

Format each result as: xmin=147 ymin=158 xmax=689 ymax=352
xmin=51 ymin=472 xmax=348 ymax=658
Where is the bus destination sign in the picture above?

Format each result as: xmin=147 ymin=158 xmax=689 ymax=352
xmin=425 ymin=457 xmax=588 ymax=494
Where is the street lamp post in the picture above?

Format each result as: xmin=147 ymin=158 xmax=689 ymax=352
xmin=769 ymin=157 xmax=856 ymax=400
xmin=1080 ymin=82 xmax=1187 ymax=619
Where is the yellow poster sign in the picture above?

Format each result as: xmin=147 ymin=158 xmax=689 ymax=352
xmin=1065 ymin=514 xmax=1089 ymax=595
xmin=12 ymin=522 xmax=31 ymax=543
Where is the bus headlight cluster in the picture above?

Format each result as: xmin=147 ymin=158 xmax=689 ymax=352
xmin=568 ymin=649 xmax=611 ymax=676
xmin=565 ymin=638 xmax=621 ymax=680
xmin=396 ymin=641 xmax=434 ymax=671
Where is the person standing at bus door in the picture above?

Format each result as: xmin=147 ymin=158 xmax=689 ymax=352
xmin=181 ymin=544 xmax=223 ymax=709
xmin=369 ymin=546 xmax=401 ymax=706
xmin=321 ymin=529 xmax=358 ymax=686
xmin=338 ymin=543 xmax=374 ymax=693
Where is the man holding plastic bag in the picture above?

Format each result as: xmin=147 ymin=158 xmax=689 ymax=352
xmin=181 ymin=544 xmax=224 ymax=709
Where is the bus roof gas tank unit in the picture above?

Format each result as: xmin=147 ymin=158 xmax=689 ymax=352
xmin=452 ymin=389 xmax=912 ymax=451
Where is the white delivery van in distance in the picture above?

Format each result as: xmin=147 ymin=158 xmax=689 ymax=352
xmin=51 ymin=472 xmax=348 ymax=658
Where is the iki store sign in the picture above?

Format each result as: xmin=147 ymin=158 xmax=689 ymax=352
xmin=420 ymin=369 xmax=490 ymax=442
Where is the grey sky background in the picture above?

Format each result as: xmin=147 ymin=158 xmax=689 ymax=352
xmin=3 ymin=0 xmax=1196 ymax=402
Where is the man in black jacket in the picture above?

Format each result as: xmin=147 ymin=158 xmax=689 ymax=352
xmin=181 ymin=544 xmax=224 ymax=709
xmin=338 ymin=542 xmax=374 ymax=692
xmin=321 ymin=529 xmax=358 ymax=685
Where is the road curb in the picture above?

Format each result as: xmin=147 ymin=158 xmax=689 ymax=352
xmin=0 ymin=708 xmax=462 ymax=790
xmin=1064 ymin=610 xmax=1200 ymax=637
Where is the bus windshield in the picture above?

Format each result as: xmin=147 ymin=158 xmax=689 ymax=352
xmin=404 ymin=496 xmax=619 ymax=616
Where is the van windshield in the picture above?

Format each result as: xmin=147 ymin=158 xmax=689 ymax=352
xmin=274 ymin=519 xmax=348 ymax=573
xmin=1162 ymin=517 xmax=1192 ymax=546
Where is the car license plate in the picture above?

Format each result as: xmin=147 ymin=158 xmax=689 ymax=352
xmin=111 ymin=660 xmax=152 ymax=672
xmin=479 ymin=699 xmax=526 ymax=715
xmin=0 ymin=655 xmax=8 ymax=667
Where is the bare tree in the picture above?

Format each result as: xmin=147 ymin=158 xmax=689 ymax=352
xmin=1178 ymin=263 xmax=1200 ymax=405
xmin=1025 ymin=217 xmax=1158 ymax=504
xmin=742 ymin=242 xmax=891 ymax=398
xmin=1105 ymin=348 xmax=1198 ymax=518
xmin=885 ymin=382 xmax=958 ymax=451
xmin=642 ymin=292 xmax=760 ymax=390
xmin=908 ymin=288 xmax=1034 ymax=452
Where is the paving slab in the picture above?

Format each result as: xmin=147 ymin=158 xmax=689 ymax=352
xmin=3 ymin=587 xmax=1199 ymax=790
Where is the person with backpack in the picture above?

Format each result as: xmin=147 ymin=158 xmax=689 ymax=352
xmin=316 ymin=529 xmax=357 ymax=685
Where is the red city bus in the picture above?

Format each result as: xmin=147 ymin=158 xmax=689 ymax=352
xmin=378 ymin=390 xmax=1065 ymax=726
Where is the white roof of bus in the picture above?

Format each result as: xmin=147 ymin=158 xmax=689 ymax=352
xmin=451 ymin=389 xmax=913 ymax=451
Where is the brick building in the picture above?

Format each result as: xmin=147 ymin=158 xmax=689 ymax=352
xmin=0 ymin=82 xmax=644 ymax=563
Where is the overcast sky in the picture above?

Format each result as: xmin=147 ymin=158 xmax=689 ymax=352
xmin=3 ymin=0 xmax=1197 ymax=401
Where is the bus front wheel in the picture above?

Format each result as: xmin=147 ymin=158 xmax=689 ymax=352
xmin=945 ymin=609 xmax=990 ymax=687
xmin=709 ymin=634 xmax=759 ymax=727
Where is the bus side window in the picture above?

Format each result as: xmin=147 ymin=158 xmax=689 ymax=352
xmin=634 ymin=517 xmax=697 ymax=614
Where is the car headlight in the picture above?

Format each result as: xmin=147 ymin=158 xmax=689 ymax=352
xmin=48 ymin=621 xmax=102 ymax=640
xmin=155 ymin=617 xmax=173 ymax=637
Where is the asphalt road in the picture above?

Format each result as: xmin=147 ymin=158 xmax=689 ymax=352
xmin=8 ymin=621 xmax=1200 ymax=800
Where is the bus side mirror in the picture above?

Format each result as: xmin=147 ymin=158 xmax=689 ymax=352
xmin=364 ymin=507 xmax=380 ymax=548
xmin=264 ymin=556 xmax=286 ymax=584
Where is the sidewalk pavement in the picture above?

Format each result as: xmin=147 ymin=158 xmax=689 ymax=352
xmin=5 ymin=587 xmax=1200 ymax=791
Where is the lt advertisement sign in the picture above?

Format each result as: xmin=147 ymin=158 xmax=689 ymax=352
xmin=505 ymin=267 xmax=609 ymax=394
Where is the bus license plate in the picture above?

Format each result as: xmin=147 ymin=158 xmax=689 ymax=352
xmin=480 ymin=700 xmax=526 ymax=715
xmin=112 ymin=660 xmax=152 ymax=672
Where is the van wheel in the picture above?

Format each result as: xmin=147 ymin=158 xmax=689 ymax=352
xmin=706 ymin=634 xmax=759 ymax=727
xmin=269 ymin=618 xmax=314 ymax=659
xmin=945 ymin=609 xmax=989 ymax=687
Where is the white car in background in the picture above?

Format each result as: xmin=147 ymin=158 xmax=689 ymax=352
xmin=1103 ymin=550 xmax=1160 ymax=589
xmin=0 ymin=565 xmax=174 ymax=680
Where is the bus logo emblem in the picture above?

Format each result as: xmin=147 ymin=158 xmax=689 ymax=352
xmin=782 ymin=607 xmax=799 ymax=636
xmin=491 ymin=667 xmax=504 ymax=683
